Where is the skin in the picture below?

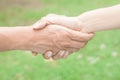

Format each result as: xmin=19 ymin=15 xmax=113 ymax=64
xmin=33 ymin=4 xmax=120 ymax=60
xmin=0 ymin=25 xmax=93 ymax=59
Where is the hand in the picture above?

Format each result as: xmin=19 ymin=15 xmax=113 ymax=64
xmin=33 ymin=14 xmax=83 ymax=31
xmin=31 ymin=25 xmax=93 ymax=60
xmin=32 ymin=14 xmax=94 ymax=60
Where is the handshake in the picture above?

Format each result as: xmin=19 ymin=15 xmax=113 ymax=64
xmin=31 ymin=3 xmax=120 ymax=60
xmin=31 ymin=14 xmax=94 ymax=60
xmin=0 ymin=5 xmax=119 ymax=60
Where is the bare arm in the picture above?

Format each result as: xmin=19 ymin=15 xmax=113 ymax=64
xmin=34 ymin=4 xmax=120 ymax=33
xmin=79 ymin=5 xmax=120 ymax=33
xmin=0 ymin=26 xmax=93 ymax=60
xmin=31 ymin=4 xmax=120 ymax=60
xmin=0 ymin=27 xmax=30 ymax=52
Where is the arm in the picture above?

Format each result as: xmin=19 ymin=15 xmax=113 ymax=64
xmin=0 ymin=27 xmax=31 ymax=52
xmin=32 ymin=4 xmax=120 ymax=59
xmin=33 ymin=4 xmax=120 ymax=33
xmin=79 ymin=5 xmax=120 ymax=33
xmin=0 ymin=26 xmax=93 ymax=60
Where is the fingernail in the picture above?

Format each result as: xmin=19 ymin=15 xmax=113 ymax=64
xmin=63 ymin=51 xmax=69 ymax=58
xmin=60 ymin=50 xmax=66 ymax=56
xmin=47 ymin=51 xmax=53 ymax=58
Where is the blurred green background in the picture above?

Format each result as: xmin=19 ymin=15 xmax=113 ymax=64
xmin=0 ymin=0 xmax=120 ymax=80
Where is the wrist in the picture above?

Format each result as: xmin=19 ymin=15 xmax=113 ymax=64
xmin=78 ymin=8 xmax=107 ymax=33
xmin=74 ymin=16 xmax=86 ymax=32
xmin=13 ymin=26 xmax=46 ymax=52
xmin=0 ymin=26 xmax=33 ymax=51
xmin=9 ymin=26 xmax=34 ymax=51
xmin=78 ymin=5 xmax=120 ymax=33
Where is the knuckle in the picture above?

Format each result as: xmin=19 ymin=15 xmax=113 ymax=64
xmin=44 ymin=14 xmax=57 ymax=23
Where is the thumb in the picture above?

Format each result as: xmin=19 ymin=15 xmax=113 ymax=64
xmin=68 ymin=29 xmax=94 ymax=42
xmin=33 ymin=20 xmax=47 ymax=30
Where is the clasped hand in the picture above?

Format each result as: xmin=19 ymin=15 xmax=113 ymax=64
xmin=31 ymin=14 xmax=94 ymax=60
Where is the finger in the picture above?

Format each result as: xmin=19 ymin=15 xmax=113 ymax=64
xmin=52 ymin=50 xmax=66 ymax=60
xmin=45 ymin=14 xmax=82 ymax=31
xmin=65 ymin=41 xmax=86 ymax=49
xmin=43 ymin=51 xmax=53 ymax=60
xmin=33 ymin=20 xmax=47 ymax=30
xmin=33 ymin=14 xmax=58 ymax=30
xmin=33 ymin=14 xmax=66 ymax=30
xmin=66 ymin=48 xmax=80 ymax=55
xmin=63 ymin=51 xmax=69 ymax=58
xmin=70 ymin=48 xmax=78 ymax=53
xmin=68 ymin=30 xmax=94 ymax=42
xmin=32 ymin=51 xmax=38 ymax=56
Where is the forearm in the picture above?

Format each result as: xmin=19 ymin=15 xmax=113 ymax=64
xmin=78 ymin=5 xmax=120 ymax=33
xmin=0 ymin=26 xmax=32 ymax=52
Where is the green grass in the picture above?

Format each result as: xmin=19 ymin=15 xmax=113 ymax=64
xmin=0 ymin=0 xmax=120 ymax=80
